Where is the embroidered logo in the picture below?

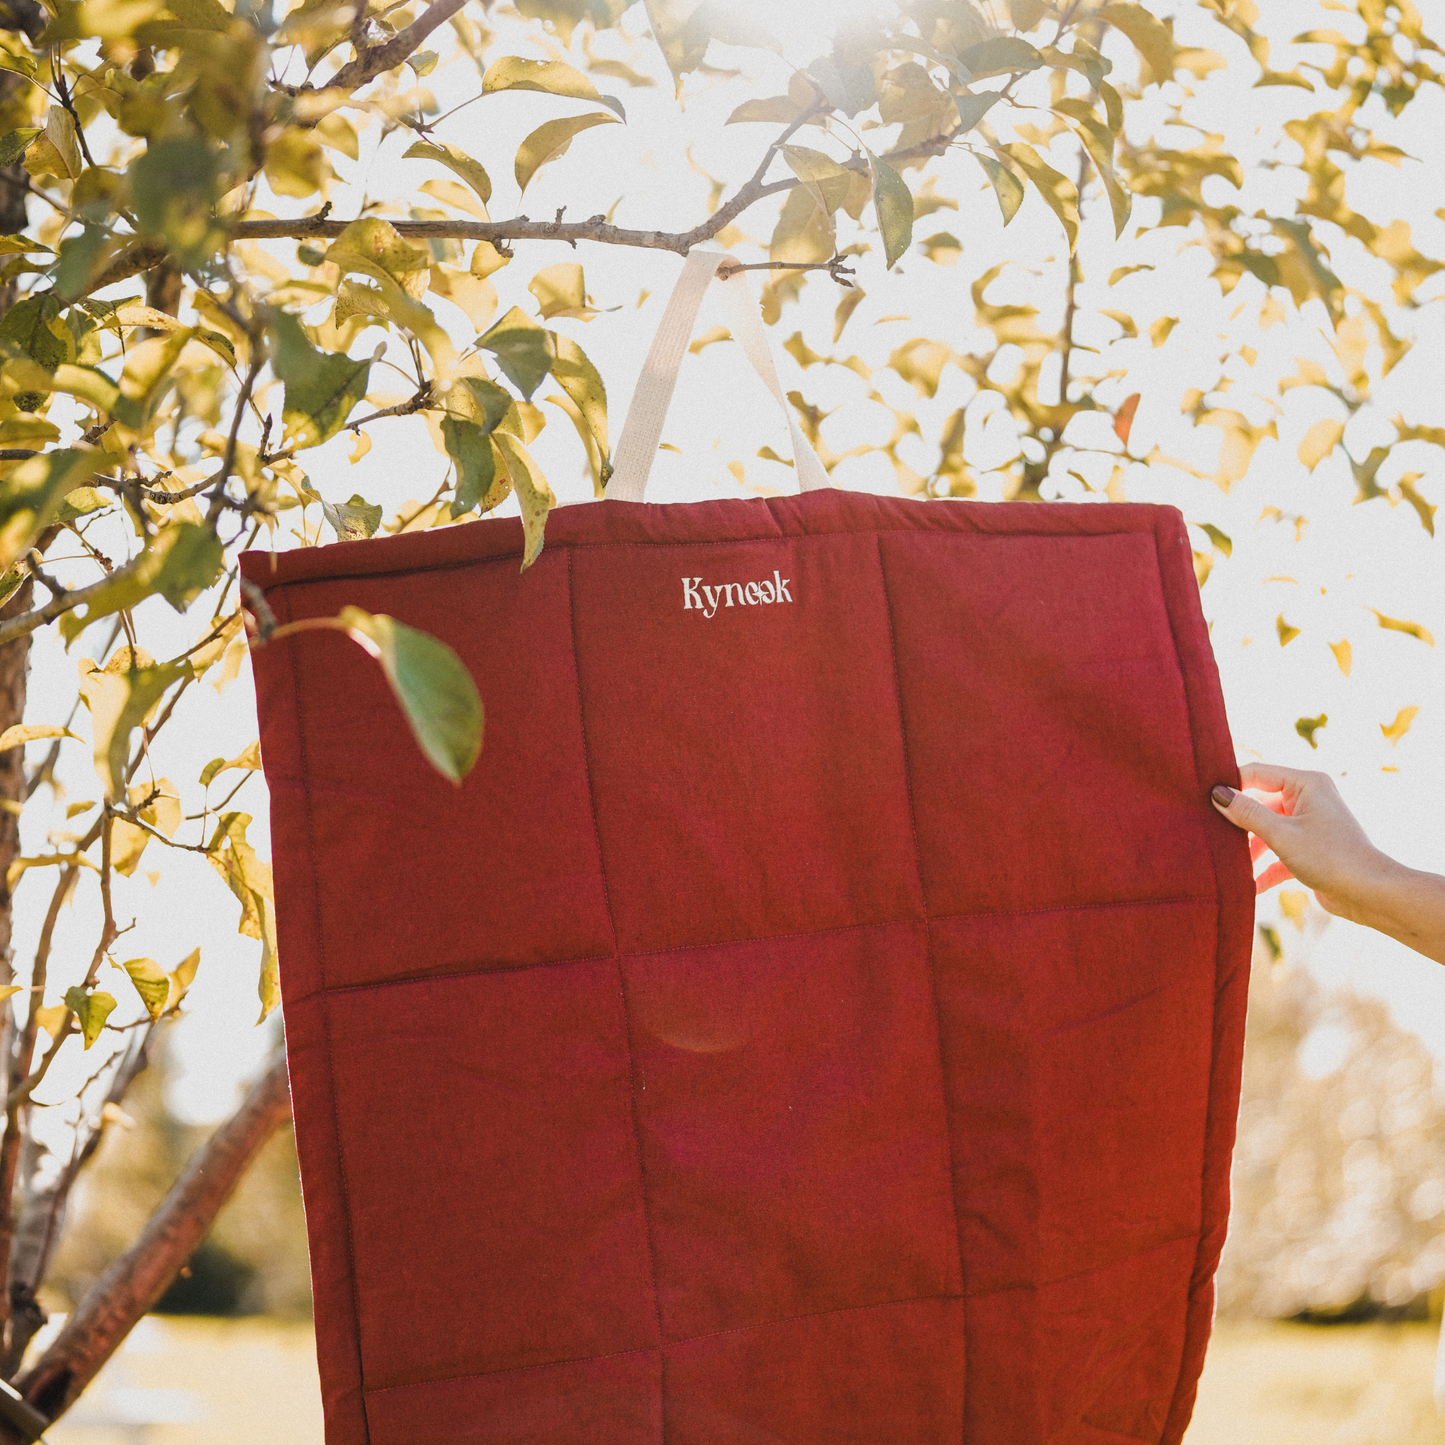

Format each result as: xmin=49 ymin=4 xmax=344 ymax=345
xmin=682 ymin=572 xmax=793 ymax=618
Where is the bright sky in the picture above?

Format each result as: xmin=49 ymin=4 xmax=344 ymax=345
xmin=13 ymin=0 xmax=1445 ymax=1125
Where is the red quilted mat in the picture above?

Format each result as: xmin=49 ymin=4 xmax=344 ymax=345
xmin=242 ymin=490 xmax=1253 ymax=1445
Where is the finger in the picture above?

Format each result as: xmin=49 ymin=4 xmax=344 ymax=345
xmin=1211 ymin=784 xmax=1288 ymax=853
xmin=1238 ymin=761 xmax=1312 ymax=794
xmin=1254 ymin=859 xmax=1295 ymax=893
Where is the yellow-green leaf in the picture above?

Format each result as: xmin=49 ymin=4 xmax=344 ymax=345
xmin=481 ymin=55 xmax=625 ymax=118
xmin=528 ymin=262 xmax=596 ymax=320
xmin=272 ymin=312 xmax=371 ymax=450
xmin=514 ymin=112 xmax=619 ymax=195
xmin=1295 ymin=713 xmax=1327 ymax=748
xmin=0 ymin=723 xmax=83 ymax=752
xmin=1381 ymin=705 xmax=1419 ymax=745
xmin=1001 ymin=142 xmax=1079 ymax=251
xmin=492 ymin=432 xmax=555 ymax=572
xmin=64 ymin=986 xmax=116 ymax=1048
xmin=200 ymin=740 xmax=261 ymax=786
xmin=121 ymin=957 xmax=171 ymax=1019
xmin=1099 ymin=2 xmax=1180 ymax=86
xmin=35 ymin=1002 xmax=69 ymax=1040
xmin=85 ymin=659 xmax=189 ymax=799
xmin=23 ymin=106 xmax=82 ymax=181
xmin=1370 ymin=610 xmax=1435 ymax=646
xmin=206 ymin=811 xmax=279 ymax=1022
xmin=0 ymin=450 xmax=96 ymax=572
xmin=1298 ymin=417 xmax=1345 ymax=469
xmin=960 ymin=36 xmax=1045 ymax=78
xmin=403 ymin=138 xmax=493 ymax=208
xmin=479 ymin=307 xmax=552 ymax=399
xmin=975 ymin=153 xmax=1024 ymax=225
xmin=326 ymin=218 xmax=431 ymax=301
xmin=337 ymin=608 xmax=483 ymax=783
xmin=867 ymin=148 xmax=914 ymax=271
xmin=321 ymin=493 xmax=384 ymax=542
xmin=781 ymin=145 xmax=853 ymax=221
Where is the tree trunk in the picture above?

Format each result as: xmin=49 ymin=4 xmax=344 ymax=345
xmin=0 ymin=1056 xmax=292 ymax=1442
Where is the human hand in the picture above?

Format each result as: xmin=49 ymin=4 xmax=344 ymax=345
xmin=1209 ymin=763 xmax=1389 ymax=922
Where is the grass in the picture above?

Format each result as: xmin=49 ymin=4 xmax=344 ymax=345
xmin=38 ymin=1314 xmax=1445 ymax=1442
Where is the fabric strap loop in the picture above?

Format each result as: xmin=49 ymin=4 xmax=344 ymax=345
xmin=605 ymin=249 xmax=831 ymax=502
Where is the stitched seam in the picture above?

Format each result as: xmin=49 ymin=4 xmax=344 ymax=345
xmin=1148 ymin=517 xmax=1227 ymax=1435
xmin=363 ymin=1290 xmax=963 ymax=1397
xmin=281 ymin=595 xmax=372 ymax=1442
xmin=256 ymin=518 xmax=1164 ymax=594
xmin=961 ymin=1229 xmax=1203 ymax=1300
xmin=565 ymin=547 xmax=668 ymax=1433
xmin=874 ymin=536 xmax=968 ymax=1442
xmin=285 ymin=896 xmax=1221 ymax=1006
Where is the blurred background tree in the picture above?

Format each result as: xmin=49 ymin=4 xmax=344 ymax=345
xmin=0 ymin=0 xmax=1441 ymax=1437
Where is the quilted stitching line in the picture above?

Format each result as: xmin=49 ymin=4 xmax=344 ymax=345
xmin=281 ymin=592 xmax=373 ymax=1440
xmin=873 ymin=534 xmax=969 ymax=1441
xmin=564 ymin=547 xmax=669 ymax=1434
xmin=282 ymin=897 xmax=1220 ymax=1008
xmin=1146 ymin=515 xmax=1228 ymax=1437
xmin=362 ymin=1290 xmax=965 ymax=1397
xmin=256 ymin=518 xmax=1163 ymax=594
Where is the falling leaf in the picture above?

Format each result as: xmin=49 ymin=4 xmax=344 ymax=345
xmin=1297 ymin=417 xmax=1345 ymax=469
xmin=1197 ymin=523 xmax=1232 ymax=557
xmin=1150 ymin=316 xmax=1178 ymax=347
xmin=1295 ymin=713 xmax=1327 ymax=748
xmin=515 ymin=112 xmax=619 ymax=195
xmin=1279 ymin=889 xmax=1308 ymax=930
xmin=1369 ymin=610 xmax=1435 ymax=646
xmin=1114 ymin=393 xmax=1141 ymax=446
xmin=1277 ymin=614 xmax=1301 ymax=647
xmin=1380 ymin=705 xmax=1419 ymax=745
xmin=337 ymin=608 xmax=483 ymax=782
xmin=1329 ymin=639 xmax=1352 ymax=676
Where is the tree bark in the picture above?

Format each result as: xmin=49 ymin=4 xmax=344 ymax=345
xmin=1 ymin=1057 xmax=292 ymax=1441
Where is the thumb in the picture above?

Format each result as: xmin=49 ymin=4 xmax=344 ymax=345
xmin=1210 ymin=783 xmax=1285 ymax=850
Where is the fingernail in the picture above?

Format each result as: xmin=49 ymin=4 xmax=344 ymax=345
xmin=1211 ymin=784 xmax=1236 ymax=809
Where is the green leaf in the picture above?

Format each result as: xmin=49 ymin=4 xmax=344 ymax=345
xmin=0 ymin=449 xmax=95 ymax=571
xmin=952 ymin=88 xmax=1000 ymax=133
xmin=337 ymin=608 xmax=483 ymax=783
xmin=547 ymin=333 xmax=609 ymax=476
xmin=492 ymin=432 xmax=556 ymax=571
xmin=408 ymin=48 xmax=438 ymax=76
xmin=0 ymin=293 xmax=73 ymax=372
xmin=64 ymin=987 xmax=116 ymax=1049
xmin=442 ymin=419 xmax=507 ymax=515
xmin=121 ymin=957 xmax=170 ymax=1020
xmin=481 ymin=54 xmax=625 ymax=118
xmin=975 ymin=153 xmax=1025 ymax=225
xmin=0 ymin=128 xmax=40 ymax=166
xmin=959 ymin=36 xmax=1044 ymax=78
xmin=0 ymin=51 xmax=37 ymax=79
xmin=479 ymin=307 xmax=553 ymax=399
xmin=272 ymin=312 xmax=372 ymax=450
xmin=1294 ymin=713 xmax=1327 ymax=749
xmin=867 ymin=149 xmax=914 ymax=271
xmin=403 ymin=138 xmax=494 ymax=207
xmin=128 ymin=135 xmax=224 ymax=266
xmin=1001 ymin=141 xmax=1079 ymax=251
xmin=56 ymin=486 xmax=112 ymax=523
xmin=321 ymin=494 xmax=384 ymax=542
xmin=514 ymin=112 xmax=619 ymax=195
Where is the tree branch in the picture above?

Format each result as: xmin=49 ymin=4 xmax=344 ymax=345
xmin=7 ymin=1057 xmax=292 ymax=1438
xmin=289 ymin=0 xmax=468 ymax=97
xmin=0 ymin=554 xmax=148 ymax=652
